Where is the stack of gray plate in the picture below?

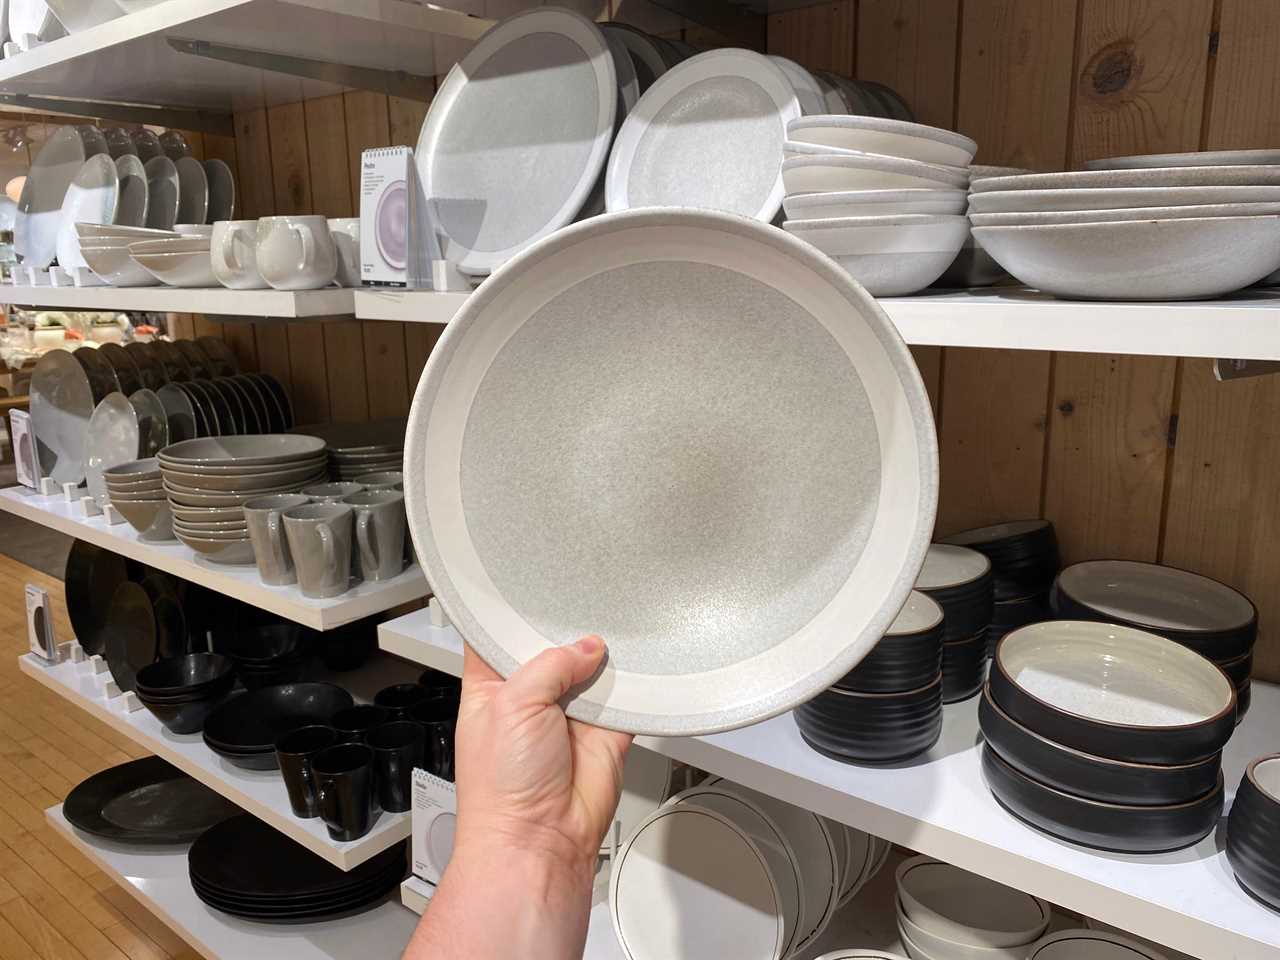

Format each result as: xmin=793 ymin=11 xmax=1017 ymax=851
xmin=969 ymin=149 xmax=1280 ymax=299
xmin=291 ymin=419 xmax=405 ymax=481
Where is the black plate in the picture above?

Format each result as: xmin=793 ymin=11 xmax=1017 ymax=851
xmin=982 ymin=745 xmax=1222 ymax=853
xmin=150 ymin=341 xmax=192 ymax=382
xmin=255 ymin=373 xmax=294 ymax=428
xmin=196 ymin=336 xmax=240 ymax=377
xmin=190 ymin=857 xmax=404 ymax=905
xmin=795 ymin=673 xmax=942 ymax=765
xmin=65 ymin=540 xmax=130 ymax=656
xmin=72 ymin=345 xmax=122 ymax=401
xmin=231 ymin=375 xmax=280 ymax=432
xmin=202 ymin=683 xmax=354 ymax=754
xmin=103 ymin=581 xmax=157 ymax=692
xmin=174 ymin=382 xmax=214 ymax=437
xmin=193 ymin=882 xmax=397 ymax=924
xmin=64 ymin=756 xmax=241 ymax=843
xmin=978 ymin=685 xmax=1221 ymax=806
xmin=175 ymin=340 xmax=212 ymax=379
xmin=1226 ymin=755 xmax=1280 ymax=912
xmin=124 ymin=341 xmax=169 ymax=390
xmin=140 ymin=573 xmax=188 ymax=661
xmin=97 ymin=343 xmax=143 ymax=395
xmin=210 ymin=377 xmax=256 ymax=433
xmin=186 ymin=380 xmax=235 ymax=436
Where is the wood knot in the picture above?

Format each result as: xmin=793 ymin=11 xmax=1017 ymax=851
xmin=1084 ymin=42 xmax=1139 ymax=97
xmin=1057 ymin=401 xmax=1075 ymax=416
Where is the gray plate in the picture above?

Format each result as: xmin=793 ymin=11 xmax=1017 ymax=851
xmin=30 ymin=349 xmax=96 ymax=484
xmin=203 ymin=159 xmax=235 ymax=223
xmin=128 ymin=388 xmax=170 ymax=458
xmin=144 ymin=156 xmax=179 ymax=231
xmin=85 ymin=393 xmax=141 ymax=507
xmin=404 ymin=208 xmax=937 ymax=735
xmin=175 ymin=156 xmax=209 ymax=227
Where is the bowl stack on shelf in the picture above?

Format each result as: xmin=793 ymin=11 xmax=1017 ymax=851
xmin=202 ymin=681 xmax=355 ymax=770
xmin=981 ymin=620 xmax=1234 ymax=853
xmin=942 ymin=520 xmax=1059 ymax=656
xmin=968 ymin=150 xmax=1280 ymax=299
xmin=102 ymin=458 xmax=172 ymax=540
xmin=76 ymin=224 xmax=189 ymax=286
xmin=292 ymin=419 xmax=406 ymax=481
xmin=128 ymin=232 xmax=217 ymax=288
xmin=215 ymin=616 xmax=311 ymax=689
xmin=1050 ymin=560 xmax=1256 ymax=719
xmin=794 ymin=591 xmax=945 ymax=764
xmin=933 ymin=164 xmax=1029 ymax=288
xmin=894 ymin=855 xmax=1051 ymax=960
xmin=159 ymin=435 xmax=329 ymax=565
xmin=1226 ymin=753 xmax=1280 ymax=913
xmin=132 ymin=652 xmax=237 ymax=734
xmin=913 ymin=544 xmax=993 ymax=702
xmin=779 ymin=116 xmax=975 ymax=295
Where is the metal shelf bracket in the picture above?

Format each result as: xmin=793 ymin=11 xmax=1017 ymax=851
xmin=0 ymin=92 xmax=233 ymax=136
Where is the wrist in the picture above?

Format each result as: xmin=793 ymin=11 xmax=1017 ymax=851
xmin=454 ymin=817 xmax=598 ymax=891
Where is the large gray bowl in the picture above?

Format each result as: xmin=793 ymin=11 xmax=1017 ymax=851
xmin=159 ymin=434 xmax=325 ymax=467
xmin=160 ymin=462 xmax=325 ymax=491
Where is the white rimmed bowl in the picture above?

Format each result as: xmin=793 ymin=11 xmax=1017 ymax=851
xmin=80 ymin=244 xmax=161 ymax=286
xmin=788 ymin=115 xmax=977 ymax=167
xmin=969 ymin=201 xmax=1280 ymax=227
xmin=967 ymin=184 xmax=1280 ymax=215
xmin=784 ymin=189 xmax=967 ymax=220
xmin=895 ymin=856 xmax=1050 ymax=949
xmin=1027 ymin=929 xmax=1170 ymax=960
xmin=783 ymin=154 xmax=970 ymax=194
xmin=784 ymin=214 xmax=969 ymax=295
xmin=897 ymin=898 xmax=1040 ymax=960
xmin=131 ymin=250 xmax=218 ymax=288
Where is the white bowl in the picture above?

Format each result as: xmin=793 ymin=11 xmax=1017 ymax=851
xmin=175 ymin=223 xmax=215 ymax=237
xmin=784 ymin=215 xmax=969 ymax=295
xmin=783 ymin=154 xmax=970 ymax=194
xmin=75 ymin=222 xmax=179 ymax=241
xmin=973 ymin=216 xmax=1280 ymax=300
xmin=784 ymin=189 xmax=967 ymax=220
xmin=1028 ymin=929 xmax=1170 ymax=960
xmin=897 ymin=900 xmax=1034 ymax=960
xmin=895 ymin=856 xmax=1051 ymax=949
xmin=80 ymin=244 xmax=161 ymax=286
xmin=131 ymin=251 xmax=218 ymax=288
xmin=968 ymin=184 xmax=1280 ymax=215
xmin=969 ymin=201 xmax=1280 ymax=227
xmin=129 ymin=237 xmax=213 ymax=256
xmin=788 ymin=115 xmax=977 ymax=167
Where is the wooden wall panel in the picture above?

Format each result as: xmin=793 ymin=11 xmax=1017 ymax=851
xmin=766 ymin=1 xmax=855 ymax=74
xmin=855 ymin=0 xmax=959 ymax=129
xmin=1205 ymin=0 xmax=1280 ymax=150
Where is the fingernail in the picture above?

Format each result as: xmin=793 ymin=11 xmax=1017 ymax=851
xmin=577 ymin=635 xmax=602 ymax=655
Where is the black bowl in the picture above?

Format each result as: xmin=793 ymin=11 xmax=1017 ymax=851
xmin=374 ymin=683 xmax=430 ymax=719
xmin=942 ymin=520 xmax=1059 ymax=600
xmin=1218 ymin=650 xmax=1253 ymax=688
xmin=982 ymin=745 xmax=1223 ymax=853
xmin=317 ymin=619 xmax=377 ymax=672
xmin=795 ymin=673 xmax=942 ymax=764
xmin=836 ymin=591 xmax=943 ymax=694
xmin=235 ymin=657 xmax=309 ymax=690
xmin=135 ymin=653 xmax=235 ymax=697
xmin=1237 ymin=680 xmax=1253 ymax=723
xmin=1227 ymin=754 xmax=1280 ymax=912
xmin=203 ymin=683 xmax=355 ymax=767
xmin=987 ymin=592 xmax=1053 ymax=658
xmin=212 ymin=611 xmax=312 ymax=663
xmin=137 ymin=687 xmax=235 ymax=735
xmin=917 ymin=545 xmax=994 ymax=641
xmin=990 ymin=621 xmax=1237 ymax=765
xmin=941 ymin=631 xmax=987 ymax=703
xmin=977 ymin=685 xmax=1221 ymax=806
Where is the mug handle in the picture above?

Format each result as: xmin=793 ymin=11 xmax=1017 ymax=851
xmin=356 ymin=511 xmax=379 ymax=577
xmin=267 ymin=510 xmax=290 ymax=574
xmin=315 ymin=521 xmax=336 ymax=573
xmin=220 ymin=225 xmax=244 ymax=271
xmin=291 ymin=223 xmax=315 ymax=273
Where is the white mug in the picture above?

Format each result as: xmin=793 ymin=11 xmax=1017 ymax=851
xmin=256 ymin=215 xmax=338 ymax=290
xmin=211 ymin=220 xmax=268 ymax=290
xmin=328 ymin=218 xmax=361 ymax=287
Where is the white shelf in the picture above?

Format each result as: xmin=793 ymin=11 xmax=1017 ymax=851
xmin=378 ymin=607 xmax=1280 ymax=960
xmin=47 ymin=804 xmax=419 ymax=960
xmin=0 ymin=487 xmax=427 ymax=630
xmin=3 ymin=284 xmax=354 ymax=319
xmin=22 ymin=651 xmax=418 ymax=870
xmin=0 ymin=0 xmax=490 ymax=112
xmin=350 ymin=285 xmax=1280 ymax=360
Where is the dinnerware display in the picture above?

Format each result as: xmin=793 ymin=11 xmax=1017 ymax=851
xmin=133 ymin=652 xmax=236 ymax=734
xmin=327 ymin=217 xmax=360 ymax=286
xmin=367 ymin=720 xmax=424 ymax=813
xmin=202 ymin=682 xmax=355 ymax=770
xmin=54 ymin=153 xmax=118 ymax=269
xmin=210 ymin=219 xmax=267 ymax=289
xmin=275 ymin=724 xmax=339 ymax=819
xmin=129 ymin=232 xmax=216 ymax=287
xmin=342 ymin=489 xmax=406 ymax=582
xmin=16 ymin=125 xmax=105 ymax=268
xmin=404 ymin=207 xmax=936 ymax=736
xmin=784 ymin=153 xmax=970 ymax=194
xmin=30 ymin=344 xmax=96 ymax=483
xmin=768 ymin=54 xmax=825 ymax=115
xmin=188 ymin=815 xmax=405 ymax=921
xmin=607 ymin=49 xmax=798 ymax=223
xmin=417 ymin=8 xmax=616 ymax=276
xmin=64 ymin=757 xmax=240 ymax=843
xmin=243 ymin=492 xmax=310 ymax=585
xmin=969 ymin=183 xmax=1280 ymax=215
xmin=103 ymin=457 xmax=174 ymax=540
xmin=915 ymin=543 xmax=993 ymax=701
xmin=144 ymin=155 xmax=180 ymax=230
xmin=282 ymin=502 xmax=353 ymax=597
xmin=795 ymin=673 xmax=943 ymax=764
xmin=895 ymin=855 xmax=1050 ymax=951
xmin=1226 ymin=754 xmax=1280 ymax=912
xmin=291 ymin=418 xmax=405 ymax=480
xmin=990 ymin=621 xmax=1236 ymax=765
xmin=255 ymin=214 xmax=338 ymax=289
xmin=98 ymin=341 xmax=141 ymax=393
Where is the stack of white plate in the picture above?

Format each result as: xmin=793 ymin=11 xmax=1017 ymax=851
xmin=76 ymin=223 xmax=179 ymax=286
xmin=893 ymin=855 xmax=1051 ymax=960
xmin=128 ymin=232 xmax=216 ymax=287
xmin=781 ymin=117 xmax=976 ymax=295
xmin=969 ymin=149 xmax=1280 ymax=299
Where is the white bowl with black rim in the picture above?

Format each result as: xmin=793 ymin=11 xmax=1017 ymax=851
xmin=895 ymin=855 xmax=1050 ymax=949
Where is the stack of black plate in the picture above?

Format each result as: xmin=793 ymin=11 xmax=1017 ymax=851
xmin=795 ymin=591 xmax=945 ymax=764
xmin=202 ymin=683 xmax=354 ymax=770
xmin=915 ymin=544 xmax=993 ymax=702
xmin=190 ymin=816 xmax=405 ymax=922
xmin=980 ymin=620 xmax=1234 ymax=854
xmin=942 ymin=520 xmax=1059 ymax=654
xmin=1051 ymin=560 xmax=1255 ymax=719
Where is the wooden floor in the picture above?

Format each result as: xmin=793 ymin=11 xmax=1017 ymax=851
xmin=0 ymin=553 xmax=200 ymax=960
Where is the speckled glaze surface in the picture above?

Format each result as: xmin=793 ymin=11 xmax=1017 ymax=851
xmin=970 ymin=166 xmax=1280 ymax=193
xmin=1226 ymin=755 xmax=1280 ymax=912
xmin=968 ymin=184 xmax=1280 ymax=215
xmin=795 ymin=674 xmax=943 ymax=764
xmin=969 ymin=201 xmax=1280 ymax=227
xmin=404 ymin=208 xmax=938 ymax=735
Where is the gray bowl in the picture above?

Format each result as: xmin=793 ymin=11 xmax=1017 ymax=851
xmin=111 ymin=497 xmax=174 ymax=541
xmin=159 ymin=434 xmax=326 ymax=467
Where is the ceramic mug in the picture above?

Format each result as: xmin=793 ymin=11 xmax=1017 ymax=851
xmin=282 ymin=502 xmax=352 ymax=598
xmin=256 ymin=215 xmax=338 ymax=290
xmin=328 ymin=218 xmax=361 ymax=287
xmin=304 ymin=481 xmax=363 ymax=503
xmin=211 ymin=219 xmax=268 ymax=290
xmin=342 ymin=489 xmax=406 ymax=582
xmin=354 ymin=470 xmax=403 ymax=491
xmin=244 ymin=493 xmax=310 ymax=585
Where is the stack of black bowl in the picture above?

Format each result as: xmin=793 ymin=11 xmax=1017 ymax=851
xmin=211 ymin=607 xmax=315 ymax=689
xmin=915 ymin=544 xmax=994 ymax=702
xmin=795 ymin=591 xmax=945 ymax=764
xmin=942 ymin=520 xmax=1059 ymax=655
xmin=134 ymin=654 xmax=237 ymax=734
xmin=1051 ymin=560 xmax=1256 ymax=719
xmin=980 ymin=620 xmax=1235 ymax=854
xmin=203 ymin=682 xmax=355 ymax=769
xmin=1227 ymin=754 xmax=1280 ymax=913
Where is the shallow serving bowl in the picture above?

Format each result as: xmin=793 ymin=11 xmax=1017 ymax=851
xmin=175 ymin=531 xmax=255 ymax=564
xmin=173 ymin=517 xmax=249 ymax=535
xmin=110 ymin=497 xmax=173 ymax=541
xmin=787 ymin=116 xmax=977 ymax=167
xmin=784 ymin=188 xmax=967 ymax=220
xmin=106 ymin=487 xmax=166 ymax=502
xmin=784 ymin=215 xmax=969 ymax=296
xmin=75 ymin=223 xmax=180 ymax=242
xmin=1027 ymin=929 xmax=1178 ymax=960
xmin=128 ymin=237 xmax=213 ymax=256
xmin=170 ymin=503 xmax=248 ymax=524
xmin=105 ymin=475 xmax=163 ymax=492
xmin=970 ymin=166 xmax=1280 ymax=193
xmin=80 ymin=244 xmax=161 ymax=287
xmin=972 ymin=216 xmax=1280 ymax=300
xmin=897 ymin=907 xmax=1029 ymax=960
xmin=132 ymin=251 xmax=218 ymax=288
xmin=990 ymin=621 xmax=1236 ymax=764
xmin=163 ymin=476 xmax=324 ymax=507
xmin=1226 ymin=754 xmax=1280 ymax=911
xmin=160 ymin=435 xmax=327 ymax=467
xmin=895 ymin=855 xmax=1050 ymax=949
xmin=104 ymin=458 xmax=162 ymax=480
xmin=783 ymin=154 xmax=970 ymax=195
xmin=158 ymin=454 xmax=327 ymax=478
xmin=160 ymin=462 xmax=326 ymax=492
xmin=967 ymin=184 xmax=1280 ymax=215
xmin=969 ymin=201 xmax=1280 ymax=227
xmin=1085 ymin=148 xmax=1280 ymax=171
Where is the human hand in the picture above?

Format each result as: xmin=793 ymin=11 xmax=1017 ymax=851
xmin=453 ymin=637 xmax=634 ymax=877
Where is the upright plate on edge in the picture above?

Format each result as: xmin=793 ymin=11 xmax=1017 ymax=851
xmin=85 ymin=392 xmax=140 ymax=507
xmin=415 ymin=7 xmax=617 ymax=276
xmin=404 ymin=208 xmax=938 ymax=735
xmin=29 ymin=348 xmax=96 ymax=483
xmin=55 ymin=153 xmax=119 ymax=270
xmin=16 ymin=125 xmax=100 ymax=268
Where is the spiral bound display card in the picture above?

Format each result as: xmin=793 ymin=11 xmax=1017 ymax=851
xmin=411 ymin=768 xmax=456 ymax=886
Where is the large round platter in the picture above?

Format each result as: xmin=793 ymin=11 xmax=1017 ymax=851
xmin=415 ymin=7 xmax=616 ymax=276
xmin=30 ymin=348 xmax=96 ymax=484
xmin=405 ymin=208 xmax=937 ymax=735
xmin=55 ymin=153 xmax=119 ymax=270
xmin=606 ymin=49 xmax=798 ymax=222
xmin=85 ymin=393 xmax=140 ymax=507
xmin=599 ymin=22 xmax=667 ymax=92
xmin=16 ymin=125 xmax=101 ymax=268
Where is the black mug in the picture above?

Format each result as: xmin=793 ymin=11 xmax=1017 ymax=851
xmin=373 ymin=683 xmax=429 ymax=721
xmin=275 ymin=724 xmax=339 ymax=819
xmin=367 ymin=721 xmax=425 ymax=812
xmin=311 ymin=743 xmax=379 ymax=841
xmin=331 ymin=704 xmax=390 ymax=743
xmin=418 ymin=668 xmax=461 ymax=702
xmin=409 ymin=699 xmax=457 ymax=782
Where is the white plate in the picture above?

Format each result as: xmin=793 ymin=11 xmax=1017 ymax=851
xmin=175 ymin=156 xmax=208 ymax=225
xmin=603 ymin=30 xmax=639 ymax=117
xmin=915 ymin=543 xmax=990 ymax=589
xmin=607 ymin=49 xmax=798 ymax=223
xmin=1029 ymin=929 xmax=1170 ymax=960
xmin=85 ymin=392 xmax=140 ymax=507
xmin=416 ymin=7 xmax=616 ymax=277
xmin=788 ymin=115 xmax=976 ymax=167
xmin=784 ymin=188 xmax=966 ymax=220
xmin=784 ymin=153 xmax=970 ymax=194
xmin=144 ymin=156 xmax=179 ymax=230
xmin=1085 ymin=148 xmax=1280 ymax=171
xmin=834 ymin=822 xmax=872 ymax=905
xmin=895 ymin=856 xmax=1050 ymax=949
xmin=970 ymin=201 xmax=1280 ymax=227
xmin=967 ymin=184 xmax=1280 ymax=215
xmin=404 ymin=208 xmax=937 ymax=735
xmin=814 ymin=71 xmax=851 ymax=113
xmin=113 ymin=154 xmax=148 ymax=227
xmin=603 ymin=746 xmax=673 ymax=855
xmin=970 ymin=166 xmax=1280 ymax=193
xmin=610 ymin=805 xmax=785 ymax=960
xmin=600 ymin=22 xmax=667 ymax=93
xmin=29 ymin=348 xmax=96 ymax=484
xmin=16 ymin=125 xmax=105 ymax=268
xmin=55 ymin=153 xmax=119 ymax=269
xmin=203 ymin=158 xmax=235 ymax=222
xmin=1054 ymin=560 xmax=1254 ymax=635
xmin=768 ymin=55 xmax=825 ymax=116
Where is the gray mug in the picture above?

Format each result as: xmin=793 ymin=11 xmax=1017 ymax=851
xmin=244 ymin=493 xmax=310 ymax=585
xmin=282 ymin=502 xmax=353 ymax=598
xmin=353 ymin=471 xmax=403 ymax=491
xmin=303 ymin=481 xmax=364 ymax=503
xmin=342 ymin=489 xmax=406 ymax=582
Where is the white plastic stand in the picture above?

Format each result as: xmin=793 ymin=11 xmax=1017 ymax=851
xmin=17 ymin=33 xmax=43 ymax=52
xmin=66 ymin=641 xmax=85 ymax=663
xmin=70 ymin=267 xmax=105 ymax=287
xmin=48 ymin=266 xmax=70 ymax=287
xmin=38 ymin=477 xmax=59 ymax=497
xmin=102 ymin=504 xmax=125 ymax=525
xmin=26 ymin=267 xmax=50 ymax=286
xmin=87 ymin=655 xmax=109 ymax=675
xmin=80 ymin=496 xmax=103 ymax=517
xmin=1 ymin=41 xmax=19 ymax=58
xmin=97 ymin=676 xmax=122 ymax=698
xmin=431 ymin=259 xmax=471 ymax=292
xmin=112 ymin=691 xmax=143 ymax=713
xmin=62 ymin=482 xmax=79 ymax=502
xmin=427 ymin=596 xmax=449 ymax=628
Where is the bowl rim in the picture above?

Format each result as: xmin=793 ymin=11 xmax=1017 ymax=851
xmin=819 ymin=672 xmax=942 ymax=701
xmin=894 ymin=854 xmax=1051 ymax=947
xmin=786 ymin=114 xmax=978 ymax=155
xmin=1246 ymin=754 xmax=1280 ymax=804
xmin=895 ymin=896 xmax=1031 ymax=960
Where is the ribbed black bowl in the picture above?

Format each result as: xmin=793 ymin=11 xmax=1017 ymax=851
xmin=981 ymin=745 xmax=1223 ymax=853
xmin=1227 ymin=755 xmax=1280 ymax=912
xmin=941 ymin=631 xmax=987 ymax=703
xmin=836 ymin=593 xmax=944 ymax=694
xmin=917 ymin=545 xmax=995 ymax=641
xmin=1238 ymin=680 xmax=1253 ymax=722
xmin=1218 ymin=650 xmax=1254 ymax=688
xmin=942 ymin=520 xmax=1060 ymax=600
xmin=978 ymin=685 xmax=1221 ymax=806
xmin=795 ymin=674 xmax=942 ymax=764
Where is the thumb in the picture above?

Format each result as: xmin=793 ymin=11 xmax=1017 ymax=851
xmin=502 ymin=635 xmax=605 ymax=709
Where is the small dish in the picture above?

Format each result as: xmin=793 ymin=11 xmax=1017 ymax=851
xmin=897 ymin=900 xmax=1032 ymax=960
